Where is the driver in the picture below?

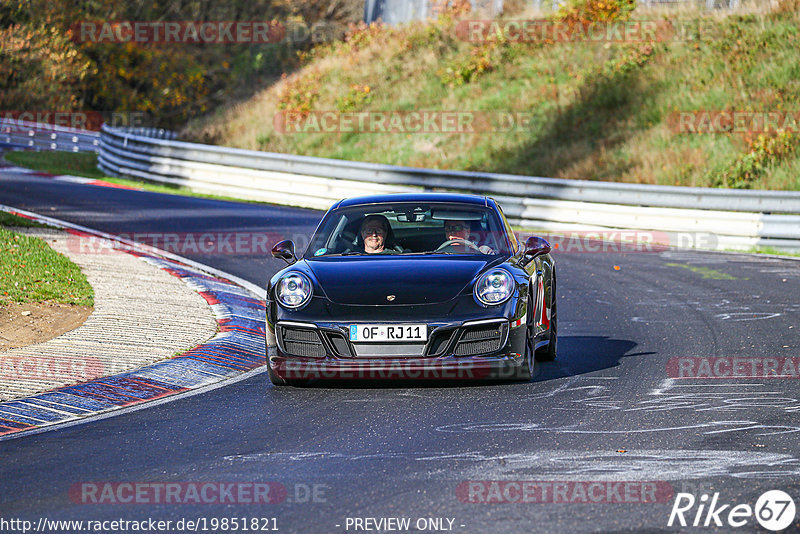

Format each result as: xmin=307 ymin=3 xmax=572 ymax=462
xmin=358 ymin=214 xmax=404 ymax=254
xmin=443 ymin=220 xmax=494 ymax=254
xmin=360 ymin=215 xmax=389 ymax=253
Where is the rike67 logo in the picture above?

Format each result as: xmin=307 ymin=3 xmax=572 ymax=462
xmin=668 ymin=490 xmax=796 ymax=531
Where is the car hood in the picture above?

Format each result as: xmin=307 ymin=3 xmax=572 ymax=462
xmin=306 ymin=256 xmax=496 ymax=305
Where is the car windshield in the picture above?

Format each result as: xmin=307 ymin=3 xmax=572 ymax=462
xmin=304 ymin=202 xmax=511 ymax=258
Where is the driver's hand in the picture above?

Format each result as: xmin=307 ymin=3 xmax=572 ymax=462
xmin=478 ymin=245 xmax=494 ymax=254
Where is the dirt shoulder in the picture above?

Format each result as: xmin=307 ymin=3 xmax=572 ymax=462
xmin=0 ymin=301 xmax=92 ymax=352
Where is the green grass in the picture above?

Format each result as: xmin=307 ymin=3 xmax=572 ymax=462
xmin=730 ymin=246 xmax=800 ymax=258
xmin=0 ymin=211 xmax=51 ymax=228
xmin=0 ymin=222 xmax=94 ymax=307
xmin=665 ymin=262 xmax=741 ymax=280
xmin=184 ymin=6 xmax=800 ymax=190
xmin=4 ymin=150 xmax=105 ymax=179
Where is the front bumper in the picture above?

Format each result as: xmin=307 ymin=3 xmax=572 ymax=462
xmin=267 ymin=317 xmax=530 ymax=381
xmin=269 ymin=353 xmax=528 ymax=381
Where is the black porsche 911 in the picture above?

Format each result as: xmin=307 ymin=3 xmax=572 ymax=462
xmin=265 ymin=193 xmax=556 ymax=385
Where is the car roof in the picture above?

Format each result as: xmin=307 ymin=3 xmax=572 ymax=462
xmin=332 ymin=192 xmax=491 ymax=210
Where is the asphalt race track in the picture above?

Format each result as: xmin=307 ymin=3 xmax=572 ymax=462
xmin=1 ymin=171 xmax=800 ymax=533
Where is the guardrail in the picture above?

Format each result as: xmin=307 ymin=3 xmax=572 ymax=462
xmin=0 ymin=118 xmax=101 ymax=153
xmin=97 ymin=124 xmax=800 ymax=252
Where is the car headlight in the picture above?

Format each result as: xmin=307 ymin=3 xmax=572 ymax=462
xmin=474 ymin=269 xmax=514 ymax=306
xmin=276 ymin=272 xmax=313 ymax=309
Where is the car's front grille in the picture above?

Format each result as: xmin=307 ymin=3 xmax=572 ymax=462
xmin=280 ymin=326 xmax=325 ymax=358
xmin=454 ymin=322 xmax=506 ymax=356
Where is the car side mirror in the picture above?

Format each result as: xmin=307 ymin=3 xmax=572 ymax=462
xmin=271 ymin=240 xmax=297 ymax=264
xmin=524 ymin=236 xmax=551 ymax=260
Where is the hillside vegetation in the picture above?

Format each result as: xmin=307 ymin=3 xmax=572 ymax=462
xmin=185 ymin=0 xmax=800 ymax=190
xmin=1 ymin=0 xmax=362 ymax=128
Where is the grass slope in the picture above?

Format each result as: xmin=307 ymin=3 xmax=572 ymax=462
xmin=185 ymin=3 xmax=800 ymax=190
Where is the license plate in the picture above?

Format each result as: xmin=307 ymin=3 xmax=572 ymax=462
xmin=349 ymin=324 xmax=427 ymax=342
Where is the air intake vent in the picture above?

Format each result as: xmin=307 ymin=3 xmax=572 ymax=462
xmin=280 ymin=326 xmax=325 ymax=358
xmin=454 ymin=323 xmax=506 ymax=356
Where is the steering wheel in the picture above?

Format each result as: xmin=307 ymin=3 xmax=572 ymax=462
xmin=436 ymin=238 xmax=481 ymax=252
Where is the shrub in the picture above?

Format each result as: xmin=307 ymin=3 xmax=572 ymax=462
xmin=336 ymin=84 xmax=373 ymax=112
xmin=439 ymin=44 xmax=495 ymax=87
xmin=710 ymin=129 xmax=798 ymax=188
xmin=556 ymin=0 xmax=637 ymax=25
xmin=344 ymin=21 xmax=393 ymax=51
xmin=278 ymin=73 xmax=320 ymax=114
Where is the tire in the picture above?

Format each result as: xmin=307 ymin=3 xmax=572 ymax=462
xmin=535 ymin=274 xmax=557 ymax=362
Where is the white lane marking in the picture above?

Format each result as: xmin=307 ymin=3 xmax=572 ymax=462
xmin=435 ymin=419 xmax=800 ymax=436
xmin=714 ymin=312 xmax=782 ymax=321
xmin=670 ymin=386 xmax=764 ymax=388
xmin=16 ymin=400 xmax=82 ymax=417
xmin=0 ymin=409 xmax=50 ymax=424
xmin=53 ymin=175 xmax=93 ymax=184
